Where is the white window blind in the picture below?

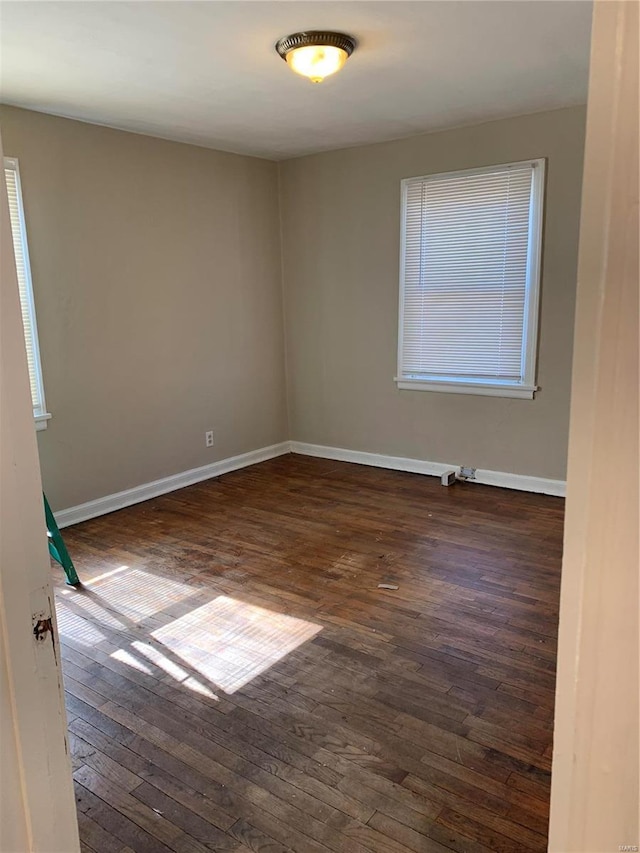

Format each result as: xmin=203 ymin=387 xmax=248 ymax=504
xmin=397 ymin=159 xmax=545 ymax=398
xmin=4 ymin=157 xmax=49 ymax=424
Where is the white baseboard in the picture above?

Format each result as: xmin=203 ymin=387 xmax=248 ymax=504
xmin=290 ymin=441 xmax=566 ymax=497
xmin=55 ymin=442 xmax=291 ymax=528
xmin=55 ymin=437 xmax=565 ymax=528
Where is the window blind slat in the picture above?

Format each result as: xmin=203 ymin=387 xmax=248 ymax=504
xmin=4 ymin=159 xmax=46 ymax=416
xmin=399 ymin=162 xmax=539 ymax=385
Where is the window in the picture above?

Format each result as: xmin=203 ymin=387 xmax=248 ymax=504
xmin=4 ymin=157 xmax=49 ymax=428
xmin=397 ymin=159 xmax=545 ymax=398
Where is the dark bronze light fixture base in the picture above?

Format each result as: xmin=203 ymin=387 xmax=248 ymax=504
xmin=275 ymin=31 xmax=357 ymax=61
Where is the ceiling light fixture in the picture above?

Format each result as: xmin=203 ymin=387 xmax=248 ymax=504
xmin=275 ymin=31 xmax=356 ymax=83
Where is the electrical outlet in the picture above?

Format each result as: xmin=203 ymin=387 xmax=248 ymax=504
xmin=441 ymin=470 xmax=457 ymax=486
xmin=459 ymin=466 xmax=476 ymax=480
xmin=205 ymin=431 xmax=214 ymax=448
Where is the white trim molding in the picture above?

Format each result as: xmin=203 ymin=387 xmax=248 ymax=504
xmin=35 ymin=412 xmax=52 ymax=431
xmin=54 ymin=437 xmax=565 ymax=529
xmin=395 ymin=379 xmax=537 ymax=399
xmin=55 ymin=442 xmax=291 ymax=528
xmin=290 ymin=441 xmax=566 ymax=497
xmin=397 ymin=159 xmax=545 ymax=399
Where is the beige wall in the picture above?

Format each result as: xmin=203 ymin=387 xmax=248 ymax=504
xmin=1 ymin=103 xmax=587 ymax=511
xmin=279 ymin=106 xmax=586 ymax=480
xmin=0 ymin=106 xmax=288 ymax=510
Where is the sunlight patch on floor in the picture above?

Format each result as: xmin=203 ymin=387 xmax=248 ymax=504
xmin=56 ymin=606 xmax=106 ymax=646
xmin=62 ymin=590 xmax=126 ymax=630
xmin=56 ymin=565 xmax=322 ymax=695
xmin=110 ymin=647 xmax=154 ymax=675
xmin=151 ymin=595 xmax=322 ymax=694
xmin=82 ymin=565 xmax=131 ymax=586
xmin=79 ymin=567 xmax=195 ymax=622
xmin=112 ymin=641 xmax=219 ymax=699
xmin=130 ymin=639 xmax=191 ymax=681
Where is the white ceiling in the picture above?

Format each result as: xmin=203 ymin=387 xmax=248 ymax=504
xmin=0 ymin=1 xmax=592 ymax=160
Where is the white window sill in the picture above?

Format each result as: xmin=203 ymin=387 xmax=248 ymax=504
xmin=35 ymin=413 xmax=52 ymax=431
xmin=395 ymin=379 xmax=537 ymax=399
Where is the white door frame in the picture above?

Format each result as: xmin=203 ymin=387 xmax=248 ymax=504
xmin=0 ymin=131 xmax=79 ymax=851
xmin=549 ymin=1 xmax=639 ymax=850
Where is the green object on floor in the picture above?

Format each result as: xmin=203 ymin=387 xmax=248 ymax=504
xmin=44 ymin=493 xmax=80 ymax=586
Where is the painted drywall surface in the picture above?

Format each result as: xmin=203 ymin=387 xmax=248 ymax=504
xmin=0 ymin=106 xmax=288 ymax=510
xmin=279 ymin=106 xmax=586 ymax=480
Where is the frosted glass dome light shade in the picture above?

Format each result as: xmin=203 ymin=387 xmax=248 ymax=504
xmin=276 ymin=31 xmax=356 ymax=83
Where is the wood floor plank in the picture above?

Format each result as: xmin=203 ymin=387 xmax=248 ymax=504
xmin=227 ymin=818 xmax=294 ymax=853
xmin=365 ymin=810 xmax=475 ymax=853
xmin=74 ymin=781 xmax=175 ymax=853
xmin=55 ymin=455 xmax=563 ymax=852
xmin=74 ymin=766 xmax=210 ymax=853
xmin=76 ymin=810 xmax=132 ymax=853
xmin=131 ymin=782 xmax=241 ymax=851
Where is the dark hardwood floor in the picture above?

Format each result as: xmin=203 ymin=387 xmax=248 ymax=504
xmin=54 ymin=453 xmax=564 ymax=853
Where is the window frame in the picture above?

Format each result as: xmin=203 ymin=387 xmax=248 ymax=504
xmin=396 ymin=158 xmax=546 ymax=399
xmin=4 ymin=156 xmax=50 ymax=429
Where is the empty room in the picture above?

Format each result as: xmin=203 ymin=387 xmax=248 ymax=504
xmin=1 ymin=2 xmax=638 ymax=853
